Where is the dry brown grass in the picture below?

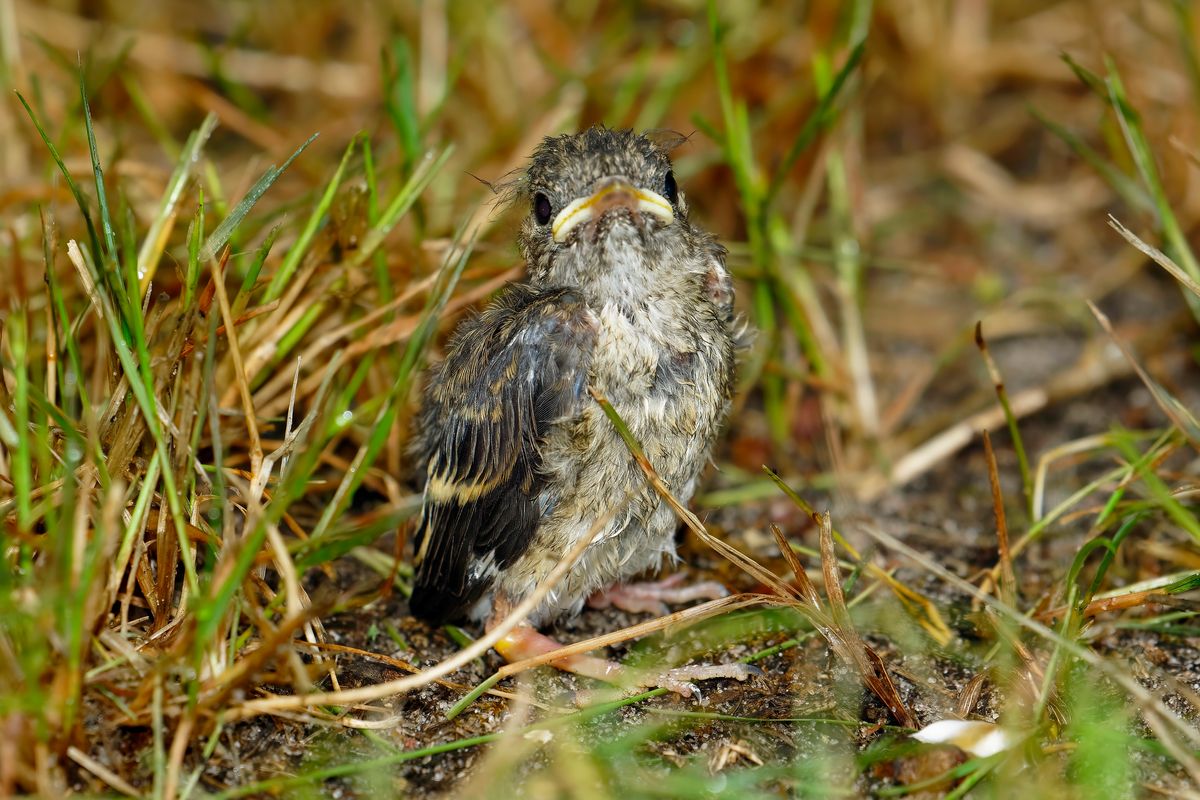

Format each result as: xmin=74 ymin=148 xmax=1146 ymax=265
xmin=2 ymin=1 xmax=1200 ymax=797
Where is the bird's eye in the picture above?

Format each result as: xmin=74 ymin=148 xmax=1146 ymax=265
xmin=663 ymin=170 xmax=678 ymax=204
xmin=533 ymin=193 xmax=553 ymax=226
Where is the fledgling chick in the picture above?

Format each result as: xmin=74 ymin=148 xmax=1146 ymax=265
xmin=409 ymin=126 xmax=752 ymax=694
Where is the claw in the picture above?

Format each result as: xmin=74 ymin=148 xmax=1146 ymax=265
xmin=661 ymin=679 xmax=700 ymax=698
xmin=588 ymin=575 xmax=731 ymax=615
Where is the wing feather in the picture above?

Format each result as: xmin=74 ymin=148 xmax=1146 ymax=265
xmin=408 ymin=285 xmax=594 ymax=624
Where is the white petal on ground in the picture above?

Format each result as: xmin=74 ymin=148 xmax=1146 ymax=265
xmin=910 ymin=719 xmax=1017 ymax=758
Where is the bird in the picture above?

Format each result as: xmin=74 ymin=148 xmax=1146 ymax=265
xmin=408 ymin=126 xmax=753 ymax=694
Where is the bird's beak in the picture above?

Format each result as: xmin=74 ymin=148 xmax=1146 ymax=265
xmin=551 ymin=176 xmax=674 ymax=243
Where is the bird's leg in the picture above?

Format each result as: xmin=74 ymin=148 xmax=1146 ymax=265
xmin=493 ymin=622 xmax=626 ymax=684
xmin=488 ymin=593 xmax=625 ymax=683
xmin=487 ymin=591 xmax=758 ymax=698
xmin=587 ymin=573 xmax=730 ymax=616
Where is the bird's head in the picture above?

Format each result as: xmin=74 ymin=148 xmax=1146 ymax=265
xmin=517 ymin=127 xmax=705 ymax=295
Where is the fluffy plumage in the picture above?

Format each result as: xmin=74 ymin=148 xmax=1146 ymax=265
xmin=410 ymin=126 xmax=735 ymax=626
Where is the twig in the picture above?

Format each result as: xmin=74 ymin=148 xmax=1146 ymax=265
xmin=982 ymin=430 xmax=1017 ymax=608
xmin=858 ymin=336 xmax=1133 ymax=502
xmin=975 ymin=322 xmax=1033 ymax=514
xmin=209 ymin=248 xmax=263 ymax=484
xmin=66 ymin=747 xmax=139 ymax=798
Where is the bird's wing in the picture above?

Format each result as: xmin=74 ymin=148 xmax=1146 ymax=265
xmin=409 ymin=285 xmax=595 ymax=624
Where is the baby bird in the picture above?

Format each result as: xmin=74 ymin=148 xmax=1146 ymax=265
xmin=409 ymin=126 xmax=751 ymax=694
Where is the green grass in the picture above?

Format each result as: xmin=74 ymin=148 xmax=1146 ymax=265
xmin=2 ymin=2 xmax=1200 ymax=797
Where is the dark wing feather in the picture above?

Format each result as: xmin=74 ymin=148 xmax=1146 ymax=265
xmin=408 ymin=285 xmax=594 ymax=624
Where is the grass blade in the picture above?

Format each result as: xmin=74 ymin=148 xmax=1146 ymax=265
xmin=765 ymin=41 xmax=864 ymax=207
xmin=1103 ymin=57 xmax=1200 ymax=321
xmin=15 ymin=91 xmax=103 ymax=266
xmin=79 ymin=67 xmax=118 ymax=266
xmin=264 ymin=134 xmax=358 ymax=302
xmin=137 ymin=112 xmax=219 ymax=292
xmin=201 ymin=133 xmax=319 ymax=263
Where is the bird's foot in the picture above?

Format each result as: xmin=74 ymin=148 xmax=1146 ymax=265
xmin=642 ymin=662 xmax=762 ymax=699
xmin=586 ymin=573 xmax=729 ymax=616
xmin=494 ymin=623 xmax=625 ymax=683
xmin=492 ymin=622 xmax=759 ymax=699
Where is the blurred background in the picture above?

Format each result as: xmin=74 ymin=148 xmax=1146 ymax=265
xmin=3 ymin=1 xmax=1200 ymax=796
xmin=4 ymin=0 xmax=1197 ymax=490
